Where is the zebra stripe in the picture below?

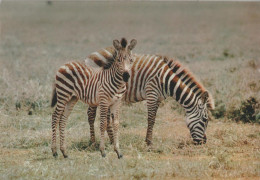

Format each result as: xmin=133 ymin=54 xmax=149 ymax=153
xmin=86 ymin=53 xmax=215 ymax=146
xmin=51 ymin=38 xmax=137 ymax=158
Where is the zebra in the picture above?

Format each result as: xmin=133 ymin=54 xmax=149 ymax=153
xmin=86 ymin=53 xmax=215 ymax=147
xmin=50 ymin=38 xmax=137 ymax=158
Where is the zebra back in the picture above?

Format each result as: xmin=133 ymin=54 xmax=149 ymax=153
xmin=84 ymin=52 xmax=214 ymax=109
xmin=84 ymin=47 xmax=116 ymax=70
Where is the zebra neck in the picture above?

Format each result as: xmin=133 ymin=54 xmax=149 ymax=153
xmin=108 ymin=63 xmax=125 ymax=87
xmin=163 ymin=71 xmax=202 ymax=111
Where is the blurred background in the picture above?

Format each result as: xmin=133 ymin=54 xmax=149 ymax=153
xmin=0 ymin=1 xmax=259 ymax=111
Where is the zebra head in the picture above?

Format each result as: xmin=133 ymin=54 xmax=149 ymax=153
xmin=185 ymin=91 xmax=212 ymax=145
xmin=113 ymin=38 xmax=137 ymax=82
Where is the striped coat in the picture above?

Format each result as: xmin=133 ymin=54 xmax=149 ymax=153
xmin=86 ymin=53 xmax=215 ymax=146
xmin=51 ymin=38 xmax=137 ymax=158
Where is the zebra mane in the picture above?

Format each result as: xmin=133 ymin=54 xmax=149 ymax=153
xmin=85 ymin=47 xmax=117 ymax=70
xmin=163 ymin=56 xmax=215 ymax=110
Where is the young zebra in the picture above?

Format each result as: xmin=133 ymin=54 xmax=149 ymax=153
xmin=50 ymin=38 xmax=137 ymax=158
xmin=86 ymin=54 xmax=215 ymax=147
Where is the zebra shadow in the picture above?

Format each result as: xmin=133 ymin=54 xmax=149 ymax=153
xmin=70 ymin=140 xmax=101 ymax=152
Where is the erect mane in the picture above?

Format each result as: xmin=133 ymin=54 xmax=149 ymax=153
xmin=164 ymin=57 xmax=215 ymax=109
xmin=86 ymin=47 xmax=117 ymax=69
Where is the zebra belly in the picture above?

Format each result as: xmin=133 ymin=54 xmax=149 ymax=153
xmin=124 ymin=88 xmax=146 ymax=103
xmin=85 ymin=99 xmax=99 ymax=107
xmin=84 ymin=84 xmax=100 ymax=106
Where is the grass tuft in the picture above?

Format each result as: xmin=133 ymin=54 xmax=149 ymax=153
xmin=228 ymin=97 xmax=260 ymax=124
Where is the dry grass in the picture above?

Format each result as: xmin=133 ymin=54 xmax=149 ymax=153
xmin=0 ymin=1 xmax=259 ymax=179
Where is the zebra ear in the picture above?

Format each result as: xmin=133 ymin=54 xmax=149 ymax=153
xmin=113 ymin=40 xmax=121 ymax=50
xmin=201 ymin=91 xmax=209 ymax=105
xmin=128 ymin=39 xmax=137 ymax=51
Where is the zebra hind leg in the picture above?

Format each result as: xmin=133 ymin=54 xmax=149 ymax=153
xmin=51 ymin=105 xmax=65 ymax=158
xmin=59 ymin=96 xmax=78 ymax=158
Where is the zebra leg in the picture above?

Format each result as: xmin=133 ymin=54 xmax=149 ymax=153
xmin=111 ymin=102 xmax=122 ymax=159
xmin=145 ymin=98 xmax=160 ymax=148
xmin=59 ymin=96 xmax=78 ymax=158
xmin=87 ymin=106 xmax=97 ymax=145
xmin=106 ymin=108 xmax=114 ymax=144
xmin=99 ymin=104 xmax=108 ymax=157
xmin=51 ymin=105 xmax=65 ymax=157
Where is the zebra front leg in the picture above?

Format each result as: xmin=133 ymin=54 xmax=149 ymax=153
xmin=106 ymin=108 xmax=114 ymax=144
xmin=111 ymin=103 xmax=122 ymax=159
xmin=99 ymin=104 xmax=108 ymax=157
xmin=59 ymin=97 xmax=78 ymax=158
xmin=145 ymin=98 xmax=160 ymax=148
xmin=87 ymin=106 xmax=97 ymax=145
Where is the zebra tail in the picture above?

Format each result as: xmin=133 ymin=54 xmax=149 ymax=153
xmin=51 ymin=87 xmax=57 ymax=108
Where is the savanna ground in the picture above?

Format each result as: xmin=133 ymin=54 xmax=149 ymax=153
xmin=0 ymin=2 xmax=259 ymax=179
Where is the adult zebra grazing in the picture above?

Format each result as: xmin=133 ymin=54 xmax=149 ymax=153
xmin=86 ymin=54 xmax=215 ymax=147
xmin=51 ymin=38 xmax=137 ymax=158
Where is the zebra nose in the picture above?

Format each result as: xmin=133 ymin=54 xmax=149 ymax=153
xmin=193 ymin=134 xmax=207 ymax=145
xmin=123 ymin=72 xmax=130 ymax=82
xmin=203 ymin=134 xmax=207 ymax=144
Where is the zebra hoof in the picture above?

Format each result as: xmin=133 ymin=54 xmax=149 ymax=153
xmin=115 ymin=150 xmax=123 ymax=159
xmin=101 ymin=151 xmax=106 ymax=158
xmin=118 ymin=154 xmax=123 ymax=159
xmin=53 ymin=152 xmax=58 ymax=158
xmin=61 ymin=150 xmax=68 ymax=158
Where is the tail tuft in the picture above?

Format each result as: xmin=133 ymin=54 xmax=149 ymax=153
xmin=51 ymin=87 xmax=57 ymax=107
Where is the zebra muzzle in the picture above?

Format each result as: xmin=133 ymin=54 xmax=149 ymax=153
xmin=193 ymin=134 xmax=207 ymax=145
xmin=123 ymin=72 xmax=130 ymax=82
xmin=203 ymin=134 xmax=207 ymax=143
